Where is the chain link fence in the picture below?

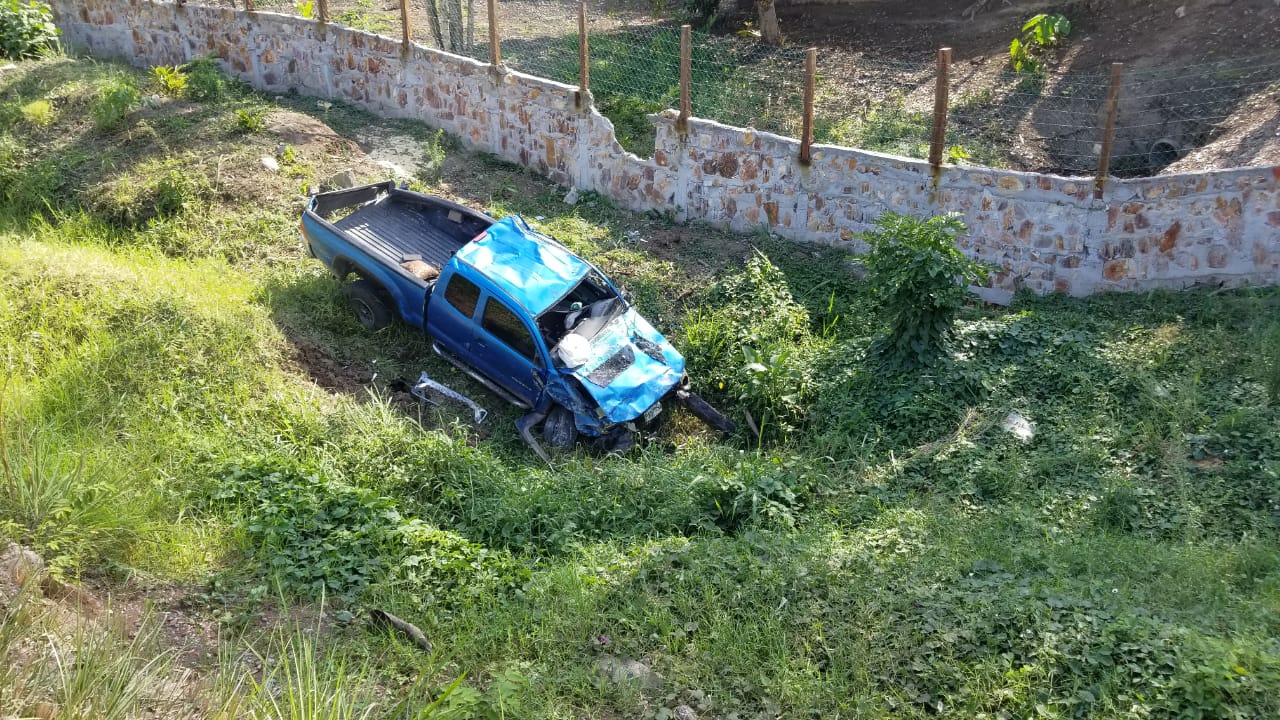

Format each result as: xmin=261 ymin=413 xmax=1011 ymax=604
xmin=236 ymin=0 xmax=1279 ymax=177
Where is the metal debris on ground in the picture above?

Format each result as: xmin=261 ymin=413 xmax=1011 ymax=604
xmin=411 ymin=371 xmax=489 ymax=424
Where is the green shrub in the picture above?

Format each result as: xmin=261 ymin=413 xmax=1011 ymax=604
xmin=234 ymin=106 xmax=265 ymax=133
xmin=682 ymin=251 xmax=821 ymax=439
xmin=0 ymin=0 xmax=59 ymax=60
xmin=185 ymin=56 xmax=229 ymax=102
xmin=1009 ymin=13 xmax=1071 ymax=73
xmin=149 ymin=64 xmax=187 ymax=96
xmin=697 ymin=456 xmax=812 ymax=531
xmin=90 ymin=80 xmax=139 ymax=130
xmin=860 ymin=212 xmax=988 ymax=368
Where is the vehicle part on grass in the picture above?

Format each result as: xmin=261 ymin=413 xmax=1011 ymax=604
xmin=368 ymin=609 xmax=433 ymax=653
xmin=516 ymin=407 xmax=554 ymax=468
xmin=676 ymin=388 xmax=737 ymax=434
xmin=345 ymin=279 xmax=392 ymax=330
xmin=411 ymin=371 xmax=488 ymax=424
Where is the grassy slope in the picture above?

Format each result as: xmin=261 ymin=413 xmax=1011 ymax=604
xmin=2 ymin=55 xmax=1280 ymax=719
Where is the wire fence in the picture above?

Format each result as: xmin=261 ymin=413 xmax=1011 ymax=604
xmin=236 ymin=0 xmax=1280 ymax=178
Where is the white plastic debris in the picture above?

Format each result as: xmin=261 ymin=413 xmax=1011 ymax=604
xmin=317 ymin=100 xmax=333 ymax=110
xmin=1000 ymin=411 xmax=1036 ymax=442
xmin=563 ymin=188 xmax=579 ymax=205
xmin=260 ymin=156 xmax=280 ymax=172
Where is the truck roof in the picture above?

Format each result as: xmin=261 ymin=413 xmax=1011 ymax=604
xmin=454 ymin=216 xmax=592 ymax=316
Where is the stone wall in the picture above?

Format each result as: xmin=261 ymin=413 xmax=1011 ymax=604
xmin=49 ymin=0 xmax=1280 ymax=296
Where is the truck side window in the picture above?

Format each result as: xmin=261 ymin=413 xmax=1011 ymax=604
xmin=482 ymin=297 xmax=540 ymax=364
xmin=444 ymin=274 xmax=480 ymax=319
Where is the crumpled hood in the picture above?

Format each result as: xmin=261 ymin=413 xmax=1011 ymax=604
xmin=561 ymin=308 xmax=685 ymax=423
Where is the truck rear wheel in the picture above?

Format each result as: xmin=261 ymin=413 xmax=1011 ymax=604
xmin=345 ymin=280 xmax=392 ymax=331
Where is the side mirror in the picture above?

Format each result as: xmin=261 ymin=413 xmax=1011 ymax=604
xmin=620 ymin=287 xmax=635 ymax=306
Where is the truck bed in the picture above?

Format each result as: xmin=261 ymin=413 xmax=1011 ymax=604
xmin=334 ymin=197 xmax=467 ymax=270
xmin=309 ymin=183 xmax=493 ymax=275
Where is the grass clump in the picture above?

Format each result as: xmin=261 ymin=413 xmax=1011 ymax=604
xmin=18 ymin=97 xmax=50 ymax=125
xmin=87 ymin=157 xmax=213 ymax=228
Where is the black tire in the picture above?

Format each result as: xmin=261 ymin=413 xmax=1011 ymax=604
xmin=678 ymin=391 xmax=736 ymax=434
xmin=345 ymin=280 xmax=392 ymax=331
xmin=543 ymin=405 xmax=579 ymax=451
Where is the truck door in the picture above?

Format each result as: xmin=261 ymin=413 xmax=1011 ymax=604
xmin=427 ymin=269 xmax=482 ymax=359
xmin=472 ymin=293 xmax=544 ymax=405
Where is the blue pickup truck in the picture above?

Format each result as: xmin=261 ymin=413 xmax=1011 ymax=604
xmin=300 ymin=182 xmax=734 ymax=459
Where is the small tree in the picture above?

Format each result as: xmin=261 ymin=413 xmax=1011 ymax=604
xmin=860 ymin=212 xmax=988 ymax=368
xmin=755 ymin=0 xmax=781 ymax=45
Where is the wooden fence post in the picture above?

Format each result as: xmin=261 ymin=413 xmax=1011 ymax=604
xmin=488 ymin=0 xmax=502 ymax=66
xmin=317 ymin=0 xmax=329 ymax=25
xmin=576 ymin=1 xmax=591 ymax=108
xmin=798 ymin=47 xmax=816 ymax=164
xmin=928 ymin=47 xmax=951 ymax=168
xmin=678 ymin=24 xmax=691 ymax=133
xmin=244 ymin=0 xmax=254 ymax=11
xmin=579 ymin=2 xmax=589 ymax=92
xmin=1095 ymin=62 xmax=1124 ymax=199
xmin=400 ymin=0 xmax=411 ymax=50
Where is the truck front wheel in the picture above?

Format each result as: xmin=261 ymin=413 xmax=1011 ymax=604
xmin=345 ymin=280 xmax=392 ymax=331
xmin=543 ymin=405 xmax=579 ymax=451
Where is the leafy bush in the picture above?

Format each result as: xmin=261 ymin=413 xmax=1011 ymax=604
xmin=0 ymin=0 xmax=58 ymax=60
xmin=149 ymin=64 xmax=187 ymax=96
xmin=1009 ymin=13 xmax=1071 ymax=73
xmin=185 ymin=56 xmax=229 ymax=102
xmin=861 ymin=212 xmax=988 ymax=368
xmin=682 ymin=251 xmax=821 ymax=439
xmin=697 ymin=456 xmax=813 ymax=531
xmin=234 ymin=107 xmax=265 ymax=133
xmin=216 ymin=462 xmax=520 ymax=604
xmin=90 ymin=80 xmax=139 ymax=130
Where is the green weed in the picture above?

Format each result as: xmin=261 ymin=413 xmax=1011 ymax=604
xmin=149 ymin=64 xmax=187 ymax=96
xmin=185 ymin=55 xmax=230 ymax=102
xmin=89 ymin=79 xmax=138 ymax=130
xmin=235 ymin=106 xmax=266 ymax=133
xmin=860 ymin=212 xmax=989 ymax=368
